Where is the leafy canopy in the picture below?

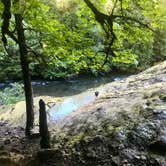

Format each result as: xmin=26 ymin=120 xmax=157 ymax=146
xmin=0 ymin=0 xmax=165 ymax=80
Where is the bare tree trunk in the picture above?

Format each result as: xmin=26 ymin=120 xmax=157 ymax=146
xmin=39 ymin=99 xmax=50 ymax=149
xmin=15 ymin=14 xmax=34 ymax=137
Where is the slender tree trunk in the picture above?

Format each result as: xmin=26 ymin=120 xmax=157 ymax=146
xmin=39 ymin=99 xmax=50 ymax=149
xmin=15 ymin=14 xmax=34 ymax=137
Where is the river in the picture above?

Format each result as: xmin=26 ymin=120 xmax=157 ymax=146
xmin=32 ymin=75 xmax=127 ymax=122
xmin=0 ymin=75 xmax=128 ymax=124
xmin=32 ymin=76 xmax=124 ymax=97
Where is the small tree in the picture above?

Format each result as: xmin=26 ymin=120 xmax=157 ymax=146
xmin=1 ymin=0 xmax=34 ymax=137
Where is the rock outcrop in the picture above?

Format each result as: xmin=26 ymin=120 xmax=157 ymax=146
xmin=47 ymin=61 xmax=166 ymax=166
xmin=1 ymin=61 xmax=166 ymax=165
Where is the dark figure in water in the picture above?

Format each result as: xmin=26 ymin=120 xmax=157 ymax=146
xmin=95 ymin=91 xmax=99 ymax=97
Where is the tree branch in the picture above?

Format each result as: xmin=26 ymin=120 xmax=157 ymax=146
xmin=1 ymin=0 xmax=12 ymax=46
xmin=26 ymin=46 xmax=47 ymax=64
xmin=84 ymin=0 xmax=117 ymax=68
xmin=120 ymin=0 xmax=123 ymax=15
xmin=110 ymin=0 xmax=118 ymax=17
xmin=83 ymin=0 xmax=109 ymax=27
xmin=114 ymin=15 xmax=155 ymax=32
xmin=1 ymin=0 xmax=47 ymax=65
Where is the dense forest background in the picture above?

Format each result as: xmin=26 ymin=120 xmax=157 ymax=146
xmin=0 ymin=0 xmax=166 ymax=81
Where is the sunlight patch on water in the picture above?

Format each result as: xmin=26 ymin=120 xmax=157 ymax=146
xmin=48 ymin=92 xmax=95 ymax=122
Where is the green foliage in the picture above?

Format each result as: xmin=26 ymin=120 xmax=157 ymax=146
xmin=0 ymin=83 xmax=24 ymax=105
xmin=0 ymin=47 xmax=21 ymax=81
xmin=0 ymin=0 xmax=166 ymax=80
xmin=152 ymin=27 xmax=166 ymax=63
xmin=23 ymin=0 xmax=106 ymax=79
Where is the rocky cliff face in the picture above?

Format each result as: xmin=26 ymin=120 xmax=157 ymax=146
xmin=48 ymin=61 xmax=166 ymax=166
xmin=1 ymin=61 xmax=166 ymax=165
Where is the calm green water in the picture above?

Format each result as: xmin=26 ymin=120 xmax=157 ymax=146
xmin=32 ymin=76 xmax=126 ymax=122
xmin=0 ymin=75 xmax=127 ymax=122
xmin=33 ymin=76 xmax=124 ymax=97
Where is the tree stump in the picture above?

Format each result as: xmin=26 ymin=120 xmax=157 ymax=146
xmin=39 ymin=99 xmax=51 ymax=149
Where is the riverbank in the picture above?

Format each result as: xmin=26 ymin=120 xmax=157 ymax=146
xmin=1 ymin=61 xmax=166 ymax=165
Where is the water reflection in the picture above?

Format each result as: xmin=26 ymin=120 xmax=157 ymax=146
xmin=48 ymin=91 xmax=95 ymax=122
xmin=48 ymin=98 xmax=77 ymax=121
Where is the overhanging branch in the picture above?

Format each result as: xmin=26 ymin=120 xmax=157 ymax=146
xmin=84 ymin=0 xmax=117 ymax=68
xmin=1 ymin=0 xmax=46 ymax=65
xmin=83 ymin=0 xmax=109 ymax=27
xmin=114 ymin=15 xmax=155 ymax=32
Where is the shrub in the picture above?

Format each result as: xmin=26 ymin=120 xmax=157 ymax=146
xmin=0 ymin=83 xmax=24 ymax=105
